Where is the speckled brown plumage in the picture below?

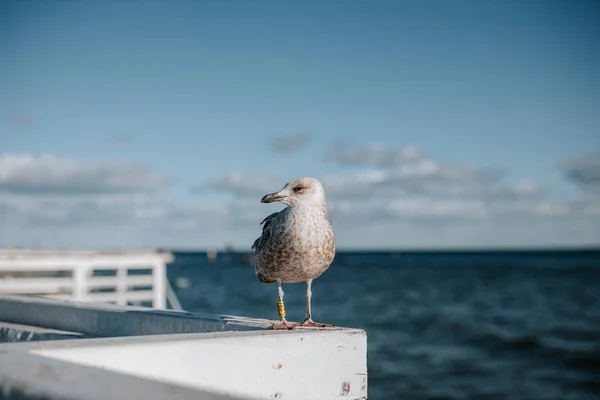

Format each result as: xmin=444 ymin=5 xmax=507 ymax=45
xmin=252 ymin=178 xmax=335 ymax=284
xmin=251 ymin=177 xmax=336 ymax=328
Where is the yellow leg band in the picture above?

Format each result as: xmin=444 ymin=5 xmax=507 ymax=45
xmin=277 ymin=301 xmax=286 ymax=317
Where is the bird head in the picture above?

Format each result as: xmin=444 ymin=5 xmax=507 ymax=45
xmin=261 ymin=177 xmax=327 ymax=208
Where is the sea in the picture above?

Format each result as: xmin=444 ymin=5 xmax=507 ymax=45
xmin=165 ymin=249 xmax=600 ymax=400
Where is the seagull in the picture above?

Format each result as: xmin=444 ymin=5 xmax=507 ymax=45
xmin=252 ymin=177 xmax=336 ymax=329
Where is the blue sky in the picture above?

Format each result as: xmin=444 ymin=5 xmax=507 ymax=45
xmin=1 ymin=0 xmax=599 ymax=249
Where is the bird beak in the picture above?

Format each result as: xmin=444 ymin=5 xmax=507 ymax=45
xmin=261 ymin=192 xmax=284 ymax=203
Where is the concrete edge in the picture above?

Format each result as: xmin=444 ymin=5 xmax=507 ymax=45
xmin=0 ymin=322 xmax=85 ymax=343
xmin=0 ymin=295 xmax=364 ymax=338
xmin=0 ymin=328 xmax=366 ymax=353
xmin=0 ymin=295 xmax=273 ymax=336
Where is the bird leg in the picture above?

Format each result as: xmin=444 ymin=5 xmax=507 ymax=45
xmin=272 ymin=281 xmax=299 ymax=330
xmin=302 ymin=279 xmax=333 ymax=327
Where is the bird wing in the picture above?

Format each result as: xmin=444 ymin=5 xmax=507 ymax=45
xmin=251 ymin=210 xmax=282 ymax=253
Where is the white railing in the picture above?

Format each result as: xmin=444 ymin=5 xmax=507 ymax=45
xmin=0 ymin=249 xmax=179 ymax=310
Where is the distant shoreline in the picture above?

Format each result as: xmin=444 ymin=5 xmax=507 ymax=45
xmin=2 ymin=246 xmax=598 ymax=255
xmin=164 ymin=247 xmax=600 ymax=255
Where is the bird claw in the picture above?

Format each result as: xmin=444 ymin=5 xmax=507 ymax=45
xmin=272 ymin=319 xmax=299 ymax=330
xmin=301 ymin=319 xmax=334 ymax=328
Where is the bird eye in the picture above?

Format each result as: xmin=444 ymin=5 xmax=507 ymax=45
xmin=293 ymin=186 xmax=303 ymax=192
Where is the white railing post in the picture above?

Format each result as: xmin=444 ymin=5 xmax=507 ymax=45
xmin=152 ymin=262 xmax=166 ymax=309
xmin=72 ymin=263 xmax=89 ymax=302
xmin=116 ymin=266 xmax=128 ymax=306
xmin=166 ymin=280 xmax=183 ymax=311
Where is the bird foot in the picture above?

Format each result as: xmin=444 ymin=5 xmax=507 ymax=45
xmin=272 ymin=319 xmax=300 ymax=330
xmin=301 ymin=318 xmax=334 ymax=328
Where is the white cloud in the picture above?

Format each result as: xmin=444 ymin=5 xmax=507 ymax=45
xmin=192 ymin=171 xmax=279 ymax=198
xmin=0 ymin=192 xmax=236 ymax=249
xmin=560 ymin=153 xmax=600 ymax=194
xmin=527 ymin=202 xmax=571 ymax=217
xmin=2 ymin=148 xmax=599 ymax=250
xmin=0 ymin=154 xmax=169 ymax=194
xmin=322 ymin=170 xmax=392 ymax=198
xmin=326 ymin=141 xmax=426 ymax=166
xmin=322 ymin=165 xmax=526 ymax=202
xmin=387 ymin=199 xmax=488 ymax=219
xmin=321 ymin=141 xmax=524 ymax=200
xmin=181 ymin=144 xmax=598 ymax=248
xmin=0 ymin=193 xmax=161 ymax=226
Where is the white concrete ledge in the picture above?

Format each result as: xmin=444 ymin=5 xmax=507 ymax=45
xmin=2 ymin=330 xmax=368 ymax=399
xmin=0 ymin=295 xmax=368 ymax=399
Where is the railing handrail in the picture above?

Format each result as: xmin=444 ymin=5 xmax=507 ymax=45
xmin=0 ymin=250 xmax=173 ymax=262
